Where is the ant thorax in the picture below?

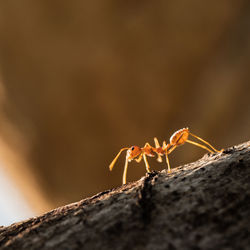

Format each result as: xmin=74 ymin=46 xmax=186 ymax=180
xmin=143 ymin=146 xmax=155 ymax=157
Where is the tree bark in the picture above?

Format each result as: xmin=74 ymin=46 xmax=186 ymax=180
xmin=0 ymin=141 xmax=250 ymax=250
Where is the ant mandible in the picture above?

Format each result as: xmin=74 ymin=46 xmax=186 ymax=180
xmin=109 ymin=128 xmax=222 ymax=184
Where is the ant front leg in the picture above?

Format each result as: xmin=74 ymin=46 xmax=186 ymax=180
xmin=122 ymin=155 xmax=129 ymax=185
xmin=143 ymin=154 xmax=150 ymax=172
xmin=135 ymin=153 xmax=143 ymax=163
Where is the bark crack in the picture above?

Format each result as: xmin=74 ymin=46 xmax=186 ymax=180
xmin=137 ymin=171 xmax=158 ymax=227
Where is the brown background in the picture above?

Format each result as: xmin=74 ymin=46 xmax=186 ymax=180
xmin=0 ymin=1 xmax=249 ymax=213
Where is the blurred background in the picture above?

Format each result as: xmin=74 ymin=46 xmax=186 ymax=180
xmin=0 ymin=1 xmax=249 ymax=225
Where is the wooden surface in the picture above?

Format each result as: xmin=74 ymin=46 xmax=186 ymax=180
xmin=0 ymin=141 xmax=250 ymax=250
xmin=0 ymin=1 xmax=250 ymax=211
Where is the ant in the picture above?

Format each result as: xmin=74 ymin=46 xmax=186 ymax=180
xmin=109 ymin=128 xmax=222 ymax=184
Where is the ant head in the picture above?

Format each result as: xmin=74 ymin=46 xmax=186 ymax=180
xmin=109 ymin=146 xmax=141 ymax=171
xmin=127 ymin=146 xmax=142 ymax=161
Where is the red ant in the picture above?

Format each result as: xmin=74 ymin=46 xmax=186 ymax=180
xmin=109 ymin=128 xmax=222 ymax=184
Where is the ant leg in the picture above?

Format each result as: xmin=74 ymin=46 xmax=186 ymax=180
xmin=154 ymin=137 xmax=161 ymax=148
xmin=163 ymin=141 xmax=171 ymax=151
xmin=163 ymin=141 xmax=175 ymax=172
xmin=189 ymin=132 xmax=221 ymax=152
xmin=165 ymin=153 xmax=171 ymax=173
xmin=144 ymin=142 xmax=152 ymax=147
xmin=122 ymin=156 xmax=129 ymax=185
xmin=167 ymin=145 xmax=177 ymax=155
xmin=154 ymin=137 xmax=163 ymax=162
xmin=143 ymin=153 xmax=151 ymax=172
xmin=141 ymin=142 xmax=153 ymax=172
xmin=135 ymin=153 xmax=143 ymax=163
xmin=186 ymin=139 xmax=213 ymax=153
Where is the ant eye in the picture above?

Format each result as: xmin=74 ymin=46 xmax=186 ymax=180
xmin=131 ymin=146 xmax=135 ymax=151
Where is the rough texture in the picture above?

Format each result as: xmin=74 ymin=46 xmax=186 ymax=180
xmin=1 ymin=1 xmax=250 ymax=211
xmin=0 ymin=141 xmax=250 ymax=250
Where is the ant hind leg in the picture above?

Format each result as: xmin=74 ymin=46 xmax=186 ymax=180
xmin=186 ymin=139 xmax=214 ymax=153
xmin=189 ymin=132 xmax=221 ymax=152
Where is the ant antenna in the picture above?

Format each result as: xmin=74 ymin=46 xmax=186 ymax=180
xmin=109 ymin=148 xmax=129 ymax=171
